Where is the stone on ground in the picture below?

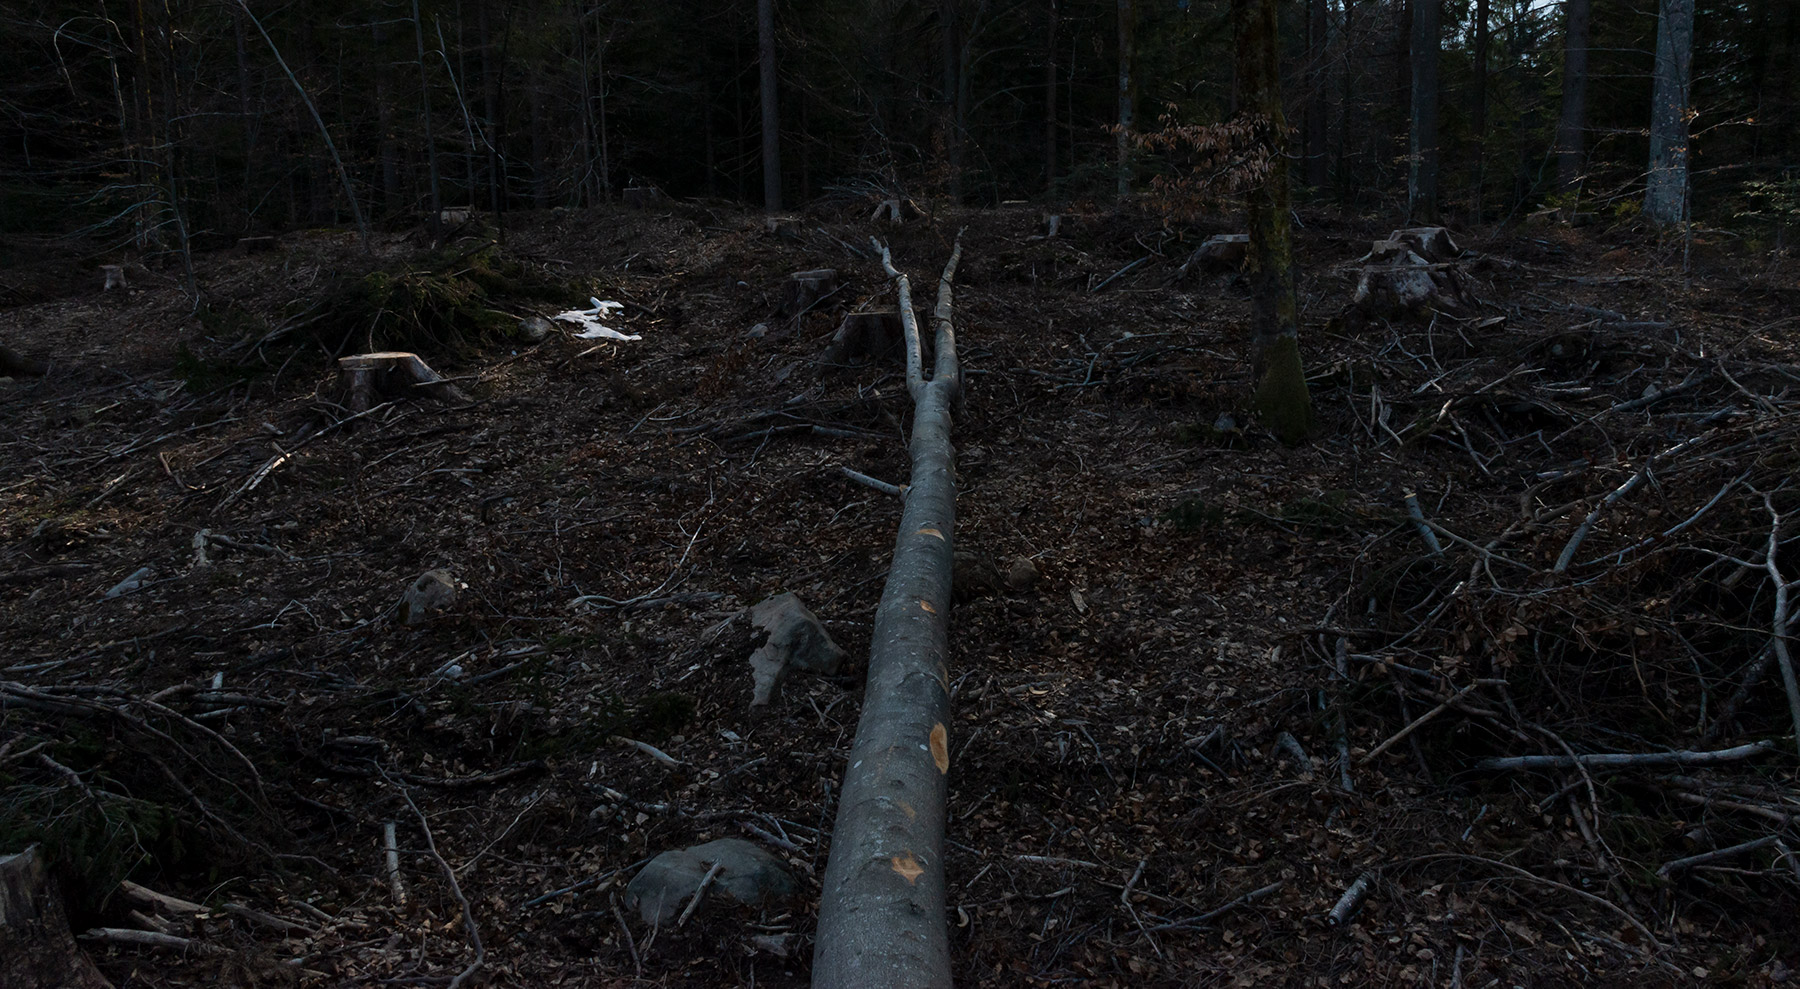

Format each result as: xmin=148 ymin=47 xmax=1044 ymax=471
xmin=746 ymin=592 xmax=845 ymax=707
xmin=625 ymin=838 xmax=796 ymax=926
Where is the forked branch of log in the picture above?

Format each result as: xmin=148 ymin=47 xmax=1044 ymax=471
xmin=812 ymin=233 xmax=963 ymax=989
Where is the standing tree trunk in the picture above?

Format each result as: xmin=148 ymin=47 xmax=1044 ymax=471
xmin=1469 ymin=0 xmax=1488 ymax=219
xmin=1045 ymin=0 xmax=1058 ymax=191
xmin=758 ymin=0 xmax=782 ymax=211
xmin=375 ymin=21 xmax=400 ymax=213
xmin=1304 ymin=0 xmax=1329 ymax=189
xmin=813 ymin=237 xmax=964 ymax=989
xmin=1235 ymin=0 xmax=1312 ymax=445
xmin=477 ymin=0 xmax=503 ymax=221
xmin=414 ymin=0 xmax=441 ymax=244
xmin=1645 ymin=0 xmax=1695 ymax=226
xmin=1553 ymin=0 xmax=1592 ymax=192
xmin=1408 ymin=0 xmax=1440 ymax=222
xmin=237 ymin=0 xmax=370 ymax=250
xmin=941 ymin=0 xmax=962 ymax=200
xmin=1116 ymin=0 xmax=1135 ymax=197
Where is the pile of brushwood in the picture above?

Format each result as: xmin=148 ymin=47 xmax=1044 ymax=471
xmin=248 ymin=241 xmax=577 ymax=358
xmin=1303 ymin=262 xmax=1800 ymax=917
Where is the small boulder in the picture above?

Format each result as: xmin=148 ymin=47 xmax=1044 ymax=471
xmin=746 ymin=593 xmax=845 ymax=707
xmin=1005 ymin=556 xmax=1040 ymax=591
xmin=398 ymin=570 xmax=458 ymax=625
xmin=518 ymin=315 xmax=557 ymax=342
xmin=952 ymin=551 xmax=1002 ymax=602
xmin=625 ymin=838 xmax=796 ymax=926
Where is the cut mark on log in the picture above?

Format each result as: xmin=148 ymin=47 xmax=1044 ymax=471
xmin=917 ymin=528 xmax=943 ymax=539
xmin=920 ymin=599 xmax=936 ymax=614
xmin=930 ymin=724 xmax=949 ymax=773
xmin=891 ymin=854 xmax=924 ymax=884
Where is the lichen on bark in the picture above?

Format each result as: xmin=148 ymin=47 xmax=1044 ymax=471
xmin=1236 ymin=0 xmax=1314 ymax=446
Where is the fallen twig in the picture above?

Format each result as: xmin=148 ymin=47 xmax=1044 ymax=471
xmin=676 ymin=861 xmax=724 ymax=927
xmin=1658 ymin=835 xmax=1781 ymax=878
xmin=1476 ymin=739 xmax=1776 ymax=771
xmin=1327 ymin=871 xmax=1375 ymax=926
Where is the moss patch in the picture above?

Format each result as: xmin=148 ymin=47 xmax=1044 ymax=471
xmin=1252 ymin=334 xmax=1313 ymax=446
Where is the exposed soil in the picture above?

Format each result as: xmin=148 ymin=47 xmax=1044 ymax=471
xmin=2 ymin=202 xmax=1797 ymax=987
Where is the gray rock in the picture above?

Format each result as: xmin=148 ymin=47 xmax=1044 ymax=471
xmin=1005 ymin=556 xmax=1040 ymax=591
xmin=625 ymin=838 xmax=796 ymax=926
xmin=746 ymin=593 xmax=845 ymax=707
xmin=518 ymin=315 xmax=557 ymax=342
xmin=398 ymin=569 xmax=458 ymax=625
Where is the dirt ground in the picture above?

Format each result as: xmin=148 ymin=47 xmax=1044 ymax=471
xmin=2 ymin=201 xmax=1797 ymax=987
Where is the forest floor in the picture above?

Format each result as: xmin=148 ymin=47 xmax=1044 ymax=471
xmin=1 ymin=199 xmax=1797 ymax=988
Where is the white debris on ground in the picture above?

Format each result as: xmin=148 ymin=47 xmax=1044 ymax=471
xmin=553 ymin=298 xmax=641 ymax=341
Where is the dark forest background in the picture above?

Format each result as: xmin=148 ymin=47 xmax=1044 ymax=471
xmin=1 ymin=0 xmax=1796 ymax=260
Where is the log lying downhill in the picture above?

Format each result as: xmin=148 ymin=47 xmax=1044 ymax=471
xmin=813 ymin=235 xmax=963 ymax=989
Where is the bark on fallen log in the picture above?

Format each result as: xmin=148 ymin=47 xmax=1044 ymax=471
xmin=813 ymin=234 xmax=963 ymax=989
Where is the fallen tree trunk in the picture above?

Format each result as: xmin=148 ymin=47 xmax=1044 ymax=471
xmin=813 ymin=234 xmax=963 ymax=989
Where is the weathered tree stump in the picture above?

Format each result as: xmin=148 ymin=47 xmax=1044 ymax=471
xmin=1347 ymin=235 xmax=1477 ymax=325
xmin=337 ymin=352 xmax=473 ymax=414
xmin=100 ymin=265 xmax=127 ymax=292
xmin=1 ymin=847 xmax=113 ymax=989
xmin=0 ymin=340 xmax=49 ymax=376
xmin=779 ymin=268 xmax=839 ymax=316
xmin=820 ymin=310 xmax=928 ymax=367
xmin=870 ymin=198 xmax=904 ymax=223
xmin=1386 ymin=226 xmax=1462 ymax=263
xmin=763 ymin=216 xmax=803 ymax=241
xmin=622 ymin=185 xmax=667 ymax=209
xmin=1172 ymin=234 xmax=1251 ymax=283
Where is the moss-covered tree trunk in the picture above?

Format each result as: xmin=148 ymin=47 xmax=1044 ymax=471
xmin=1233 ymin=0 xmax=1313 ymax=445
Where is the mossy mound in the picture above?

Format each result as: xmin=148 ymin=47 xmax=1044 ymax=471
xmin=1252 ymin=333 xmax=1314 ymax=446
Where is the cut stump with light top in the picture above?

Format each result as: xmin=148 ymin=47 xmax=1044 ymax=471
xmin=337 ymin=352 xmax=472 ymax=414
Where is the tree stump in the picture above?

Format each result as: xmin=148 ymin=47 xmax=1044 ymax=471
xmin=1182 ymin=233 xmax=1251 ymax=274
xmin=779 ymin=268 xmax=839 ymax=316
xmin=820 ymin=310 xmax=927 ymax=367
xmin=0 ymin=340 xmax=49 ymax=376
xmin=763 ymin=216 xmax=803 ymax=241
xmin=237 ymin=236 xmax=279 ymax=254
xmin=338 ymin=352 xmax=473 ymax=414
xmin=1386 ymin=226 xmax=1462 ymax=262
xmin=622 ymin=185 xmax=667 ymax=209
xmin=100 ymin=266 xmax=127 ymax=292
xmin=1346 ymin=236 xmax=1476 ymax=326
xmin=1 ymin=847 xmax=113 ymax=989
